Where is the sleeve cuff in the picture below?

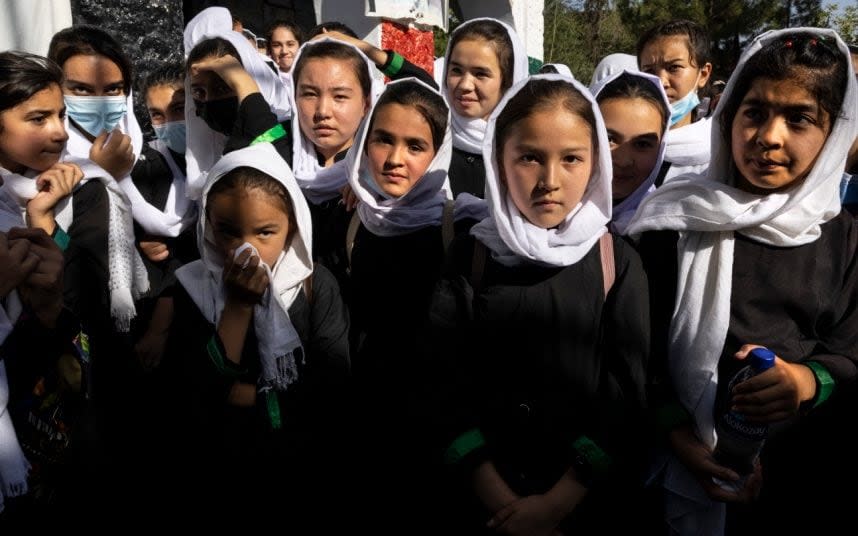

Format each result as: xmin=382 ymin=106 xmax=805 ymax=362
xmin=381 ymin=50 xmax=405 ymax=76
xmin=804 ymin=361 xmax=836 ymax=408
xmin=444 ymin=428 xmax=486 ymax=465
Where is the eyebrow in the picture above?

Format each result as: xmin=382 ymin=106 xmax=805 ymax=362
xmin=372 ymin=128 xmax=429 ymax=144
xmin=514 ymin=143 xmax=590 ymax=153
xmin=66 ymin=79 xmax=124 ymax=89
xmin=25 ymin=107 xmax=62 ymax=116
xmin=448 ymin=60 xmax=492 ymax=71
xmin=743 ymin=97 xmax=818 ymax=113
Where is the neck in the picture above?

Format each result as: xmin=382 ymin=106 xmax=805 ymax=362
xmin=0 ymin=157 xmax=26 ymax=175
xmin=316 ymin=140 xmax=353 ymax=167
xmin=671 ymin=112 xmax=693 ymax=129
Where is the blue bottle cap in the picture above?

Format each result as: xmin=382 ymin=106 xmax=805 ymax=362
xmin=749 ymin=347 xmax=776 ymax=372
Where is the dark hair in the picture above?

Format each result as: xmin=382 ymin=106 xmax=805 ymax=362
xmin=292 ymin=41 xmax=371 ymax=99
xmin=368 ymin=81 xmax=448 ymax=152
xmin=207 ymin=166 xmax=297 ymax=245
xmin=718 ymin=32 xmax=848 ymax=148
xmin=48 ymin=25 xmax=133 ymax=94
xmin=495 ymin=78 xmax=597 ymax=155
xmin=143 ymin=62 xmax=185 ymax=97
xmin=447 ymin=19 xmax=515 ymax=92
xmin=636 ymin=19 xmax=711 ymax=69
xmin=307 ymin=21 xmax=358 ymax=40
xmin=0 ymin=51 xmax=64 ymax=117
xmin=266 ymin=20 xmax=304 ymax=52
xmin=596 ymin=73 xmax=669 ymax=135
xmin=187 ymin=37 xmax=242 ymax=69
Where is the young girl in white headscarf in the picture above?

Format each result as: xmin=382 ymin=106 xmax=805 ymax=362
xmin=592 ymin=70 xmax=670 ymax=234
xmin=162 ymin=142 xmax=349 ymax=523
xmin=342 ymin=77 xmax=486 ymax=530
xmin=426 ymin=74 xmax=651 ymax=534
xmin=443 ymin=18 xmax=529 ymax=198
xmin=629 ymin=28 xmax=858 ymax=534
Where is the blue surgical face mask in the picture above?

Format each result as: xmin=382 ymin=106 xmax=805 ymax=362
xmin=669 ymin=75 xmax=701 ymax=126
xmin=64 ymin=95 xmax=128 ymax=137
xmin=153 ymin=120 xmax=187 ymax=154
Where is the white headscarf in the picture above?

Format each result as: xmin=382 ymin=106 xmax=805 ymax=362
xmin=540 ymin=63 xmax=574 ymax=79
xmin=175 ymin=143 xmax=313 ymax=393
xmin=346 ymin=78 xmax=487 ymax=236
xmin=471 ymin=74 xmax=613 ymax=267
xmin=589 ymin=53 xmax=638 ymax=88
xmin=443 ymin=18 xmax=529 ymax=155
xmin=289 ymin=37 xmax=383 ymax=205
xmin=627 ymin=27 xmax=858 ymax=533
xmin=591 ymin=69 xmax=669 ymax=235
xmin=118 ymin=138 xmax=195 ymax=238
xmin=183 ymin=7 xmax=292 ymax=200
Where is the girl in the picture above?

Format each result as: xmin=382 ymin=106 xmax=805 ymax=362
xmin=0 ymin=51 xmax=80 ymax=517
xmin=637 ymin=20 xmax=713 ymax=183
xmin=163 ymin=142 xmax=349 ymax=522
xmin=589 ymin=52 xmax=637 ymax=87
xmin=427 ymin=74 xmax=650 ymax=534
xmin=288 ymin=37 xmax=380 ymax=288
xmin=343 ymin=77 xmax=486 ymax=530
xmin=629 ymin=28 xmax=857 ymax=533
xmin=267 ymin=19 xmax=302 ymax=79
xmin=443 ymin=18 xmax=529 ymax=198
xmin=183 ymin=6 xmax=292 ymax=200
xmin=592 ymin=70 xmax=670 ymax=234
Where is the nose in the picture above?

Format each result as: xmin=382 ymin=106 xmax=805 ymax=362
xmin=456 ymin=72 xmax=476 ymax=92
xmin=386 ymin=143 xmax=405 ymax=167
xmin=52 ymin=115 xmax=69 ymax=143
xmin=315 ymin=95 xmax=332 ymax=119
xmin=656 ymin=69 xmax=671 ymax=91
xmin=612 ymin=144 xmax=634 ymax=169
xmin=539 ymin=162 xmax=562 ymax=191
xmin=756 ymin=116 xmax=785 ymax=149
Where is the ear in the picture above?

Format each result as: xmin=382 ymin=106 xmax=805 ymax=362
xmin=697 ymin=62 xmax=713 ymax=89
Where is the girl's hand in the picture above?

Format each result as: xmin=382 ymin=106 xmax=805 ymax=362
xmin=669 ymin=424 xmax=758 ymax=503
xmin=312 ymin=29 xmax=388 ymax=67
xmin=189 ymin=55 xmax=260 ymax=102
xmin=730 ymin=344 xmax=817 ymax=423
xmin=339 ymin=184 xmax=359 ymax=212
xmin=139 ymin=236 xmax=170 ymax=263
xmin=90 ymin=129 xmax=135 ymax=180
xmin=487 ymin=495 xmax=565 ymax=536
xmin=8 ymin=227 xmax=65 ymax=327
xmin=27 ymin=162 xmax=84 ymax=234
xmin=0 ymin=230 xmax=38 ymax=298
xmin=222 ymin=247 xmax=269 ymax=307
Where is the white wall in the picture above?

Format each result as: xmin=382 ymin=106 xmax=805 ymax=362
xmin=0 ymin=0 xmax=73 ymax=55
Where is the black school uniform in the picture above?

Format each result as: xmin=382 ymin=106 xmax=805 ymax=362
xmin=427 ymin=233 xmax=651 ymax=533
xmin=638 ymin=209 xmax=858 ymax=532
xmin=156 ymin=263 xmax=349 ymax=523
xmin=449 ymin=147 xmax=486 ymax=198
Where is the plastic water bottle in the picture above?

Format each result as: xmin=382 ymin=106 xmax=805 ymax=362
xmin=712 ymin=347 xmax=776 ymax=492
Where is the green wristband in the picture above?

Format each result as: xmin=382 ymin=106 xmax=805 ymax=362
xmin=266 ymin=390 xmax=282 ymax=430
xmin=805 ymin=361 xmax=835 ymax=408
xmin=572 ymin=435 xmax=612 ymax=475
xmin=52 ymin=226 xmax=70 ymax=251
xmin=383 ymin=51 xmax=405 ymax=76
xmin=443 ymin=428 xmax=486 ymax=465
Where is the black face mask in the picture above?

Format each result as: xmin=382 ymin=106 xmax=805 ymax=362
xmin=194 ymin=96 xmax=239 ymax=135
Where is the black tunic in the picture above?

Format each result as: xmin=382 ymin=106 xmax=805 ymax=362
xmin=426 ymin=233 xmax=650 ymax=531
xmin=158 ymin=264 xmax=350 ymax=522
xmin=129 ymin=144 xmax=198 ymax=298
xmin=638 ymin=209 xmax=858 ymax=531
xmin=449 ymin=147 xmax=486 ymax=198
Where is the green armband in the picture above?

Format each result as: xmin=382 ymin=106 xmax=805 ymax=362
xmin=206 ymin=336 xmax=244 ymax=377
xmin=52 ymin=225 xmax=70 ymax=251
xmin=572 ymin=435 xmax=613 ymax=476
xmin=266 ymin=390 xmax=282 ymax=430
xmin=443 ymin=428 xmax=486 ymax=465
xmin=805 ymin=361 xmax=835 ymax=408
xmin=251 ymin=124 xmax=287 ymax=145
xmin=382 ymin=51 xmax=405 ymax=76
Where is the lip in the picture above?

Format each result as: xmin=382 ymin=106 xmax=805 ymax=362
xmin=750 ymin=157 xmax=786 ymax=170
xmin=382 ymin=172 xmax=407 ymax=182
xmin=313 ymin=125 xmax=336 ymax=135
xmin=533 ymin=200 xmax=561 ymax=207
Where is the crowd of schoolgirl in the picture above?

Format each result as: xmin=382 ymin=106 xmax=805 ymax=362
xmin=1 ymin=6 xmax=857 ymax=534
